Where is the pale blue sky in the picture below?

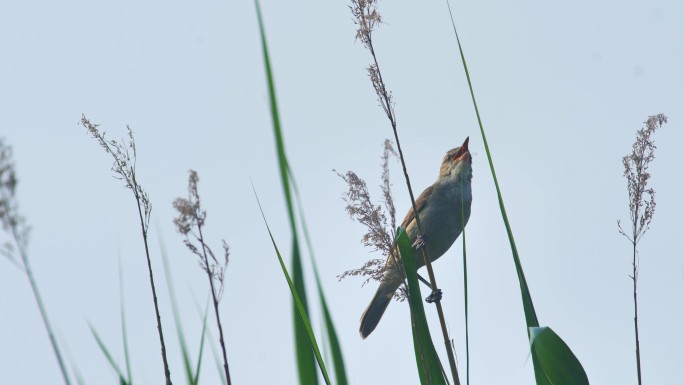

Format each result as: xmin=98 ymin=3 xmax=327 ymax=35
xmin=1 ymin=1 xmax=682 ymax=384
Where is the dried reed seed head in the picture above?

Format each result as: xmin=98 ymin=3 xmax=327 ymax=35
xmin=620 ymin=113 xmax=667 ymax=243
xmin=0 ymin=140 xmax=18 ymax=229
xmin=350 ymin=0 xmax=382 ymax=48
xmin=172 ymin=169 xmax=229 ymax=296
xmin=81 ymin=116 xmax=153 ymax=233
xmin=337 ymin=140 xmax=399 ymax=290
xmin=0 ymin=139 xmax=31 ymax=265
xmin=172 ymin=198 xmax=194 ymax=235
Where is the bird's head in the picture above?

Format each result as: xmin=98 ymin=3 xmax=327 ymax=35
xmin=439 ymin=137 xmax=472 ymax=181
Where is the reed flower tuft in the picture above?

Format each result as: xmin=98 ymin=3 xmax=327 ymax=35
xmin=619 ymin=113 xmax=668 ymax=243
xmin=349 ymin=0 xmax=382 ymax=49
xmin=80 ymin=115 xmax=151 ymax=232
xmin=0 ymin=139 xmax=29 ymax=267
xmin=337 ymin=140 xmax=401 ymax=293
xmin=172 ymin=170 xmax=229 ymax=299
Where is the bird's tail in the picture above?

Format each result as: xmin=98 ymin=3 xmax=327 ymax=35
xmin=359 ymin=279 xmax=401 ymax=338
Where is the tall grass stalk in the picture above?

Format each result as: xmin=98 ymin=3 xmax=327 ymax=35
xmin=81 ymin=116 xmax=172 ymax=385
xmin=173 ymin=170 xmax=232 ymax=385
xmin=0 ymin=139 xmax=73 ymax=385
xmin=618 ymin=113 xmax=667 ymax=385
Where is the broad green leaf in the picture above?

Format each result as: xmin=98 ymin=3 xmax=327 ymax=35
xmin=530 ymin=327 xmax=589 ymax=385
xmin=397 ymin=228 xmax=448 ymax=385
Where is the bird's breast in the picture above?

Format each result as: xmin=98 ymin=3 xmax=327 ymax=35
xmin=411 ymin=181 xmax=471 ymax=267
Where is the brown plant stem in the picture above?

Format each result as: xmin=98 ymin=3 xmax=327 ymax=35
xmin=196 ymin=223 xmax=232 ymax=385
xmin=632 ymin=240 xmax=642 ymax=385
xmin=134 ymin=186 xmax=172 ymax=385
xmin=9 ymin=225 xmax=72 ymax=385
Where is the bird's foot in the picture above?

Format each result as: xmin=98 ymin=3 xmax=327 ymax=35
xmin=425 ymin=289 xmax=442 ymax=303
xmin=412 ymin=235 xmax=427 ymax=250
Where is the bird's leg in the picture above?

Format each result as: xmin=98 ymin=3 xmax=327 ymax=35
xmin=417 ymin=273 xmax=431 ymax=288
xmin=412 ymin=235 xmax=442 ymax=303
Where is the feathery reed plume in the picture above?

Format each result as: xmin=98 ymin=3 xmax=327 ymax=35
xmin=80 ymin=115 xmax=172 ymax=385
xmin=173 ymin=170 xmax=231 ymax=385
xmin=337 ymin=140 xmax=403 ymax=294
xmin=618 ymin=113 xmax=667 ymax=385
xmin=0 ymin=139 xmax=72 ymax=385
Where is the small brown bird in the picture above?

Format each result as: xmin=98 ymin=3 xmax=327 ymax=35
xmin=360 ymin=137 xmax=473 ymax=338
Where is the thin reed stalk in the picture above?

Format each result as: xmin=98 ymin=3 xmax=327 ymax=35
xmin=173 ymin=170 xmax=232 ymax=385
xmin=81 ymin=116 xmax=172 ymax=385
xmin=0 ymin=139 xmax=72 ymax=385
xmin=618 ymin=113 xmax=667 ymax=385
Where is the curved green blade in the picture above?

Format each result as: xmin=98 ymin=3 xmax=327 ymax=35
xmin=530 ymin=327 xmax=589 ymax=385
xmin=397 ymin=228 xmax=448 ymax=385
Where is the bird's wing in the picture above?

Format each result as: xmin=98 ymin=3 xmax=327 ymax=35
xmin=383 ymin=185 xmax=432 ymax=271
xmin=400 ymin=185 xmax=433 ymax=229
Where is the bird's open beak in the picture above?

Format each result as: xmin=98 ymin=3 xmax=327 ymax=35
xmin=452 ymin=137 xmax=470 ymax=162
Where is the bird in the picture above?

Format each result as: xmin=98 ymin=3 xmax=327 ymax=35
xmin=359 ymin=137 xmax=473 ymax=338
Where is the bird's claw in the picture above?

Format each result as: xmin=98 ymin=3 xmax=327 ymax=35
xmin=425 ymin=289 xmax=442 ymax=303
xmin=412 ymin=235 xmax=426 ymax=250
